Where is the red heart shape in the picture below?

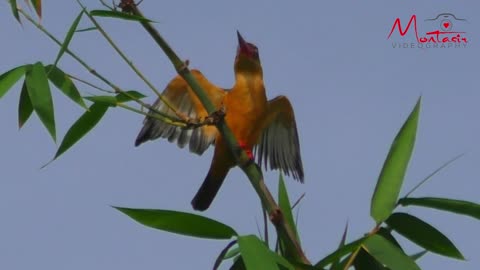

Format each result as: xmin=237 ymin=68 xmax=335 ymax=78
xmin=443 ymin=22 xmax=450 ymax=28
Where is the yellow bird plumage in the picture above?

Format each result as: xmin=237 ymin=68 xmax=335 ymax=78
xmin=135 ymin=32 xmax=304 ymax=211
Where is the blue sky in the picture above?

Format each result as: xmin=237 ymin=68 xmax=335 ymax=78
xmin=1 ymin=1 xmax=479 ymax=269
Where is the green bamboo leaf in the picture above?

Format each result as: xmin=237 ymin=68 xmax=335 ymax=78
xmin=371 ymin=98 xmax=421 ymax=223
xmin=53 ymin=102 xmax=108 ymax=160
xmin=269 ymin=250 xmax=295 ymax=270
xmin=9 ymin=0 xmax=21 ymax=23
xmin=330 ymin=255 xmax=351 ymax=270
xmin=237 ymin=235 xmax=281 ymax=270
xmin=84 ymin=91 xmax=146 ymax=106
xmin=0 ymin=65 xmax=28 ymax=99
xmin=30 ymin=0 xmax=42 ymax=18
xmin=338 ymin=224 xmax=348 ymax=247
xmin=278 ymin=173 xmax=299 ymax=244
xmin=329 ymin=222 xmax=348 ymax=270
xmin=386 ymin=212 xmax=464 ymax=259
xmin=84 ymin=95 xmax=118 ymax=106
xmin=75 ymin=26 xmax=97 ymax=32
xmin=89 ymin=10 xmax=155 ymax=23
xmin=116 ymin=90 xmax=146 ymax=103
xmin=25 ymin=62 xmax=56 ymax=141
xmin=45 ymin=65 xmax=87 ymax=109
xmin=354 ymin=248 xmax=388 ymax=270
xmin=377 ymin=227 xmax=403 ymax=250
xmin=314 ymin=237 xmax=367 ymax=268
xmin=18 ymin=80 xmax=33 ymax=129
xmin=224 ymin=246 xmax=240 ymax=260
xmin=115 ymin=207 xmax=236 ymax=240
xmin=230 ymin=256 xmax=246 ymax=270
xmin=363 ymin=234 xmax=421 ymax=270
xmin=399 ymin=197 xmax=480 ymax=220
xmin=291 ymin=262 xmax=325 ymax=270
xmin=410 ymin=250 xmax=428 ymax=261
xmin=53 ymin=10 xmax=83 ymax=66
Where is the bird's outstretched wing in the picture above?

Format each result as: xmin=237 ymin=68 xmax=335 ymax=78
xmin=135 ymin=70 xmax=226 ymax=155
xmin=254 ymin=96 xmax=304 ymax=181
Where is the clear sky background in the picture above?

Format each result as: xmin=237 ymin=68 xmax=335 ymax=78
xmin=1 ymin=1 xmax=479 ymax=269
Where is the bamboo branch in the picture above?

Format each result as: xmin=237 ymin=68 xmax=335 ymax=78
xmin=121 ymin=1 xmax=310 ymax=265
xmin=67 ymin=73 xmax=114 ymax=93
xmin=67 ymin=73 xmax=192 ymax=127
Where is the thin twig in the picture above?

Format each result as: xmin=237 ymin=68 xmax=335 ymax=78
xmin=255 ymin=217 xmax=263 ymax=241
xmin=403 ymin=153 xmax=465 ymax=198
xmin=295 ymin=204 xmax=301 ymax=232
xmin=68 ymin=73 xmax=114 ymax=93
xmin=117 ymin=104 xmax=187 ymax=127
xmin=291 ymin=193 xmax=306 ymax=210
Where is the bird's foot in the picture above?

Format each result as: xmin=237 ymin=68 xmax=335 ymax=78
xmin=238 ymin=140 xmax=254 ymax=160
xmin=184 ymin=107 xmax=226 ymax=129
xmin=119 ymin=0 xmax=140 ymax=13
xmin=204 ymin=107 xmax=226 ymax=126
xmin=178 ymin=59 xmax=190 ymax=73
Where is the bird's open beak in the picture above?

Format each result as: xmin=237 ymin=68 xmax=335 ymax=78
xmin=237 ymin=31 xmax=249 ymax=54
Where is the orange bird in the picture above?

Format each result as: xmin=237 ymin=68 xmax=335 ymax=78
xmin=135 ymin=32 xmax=304 ymax=211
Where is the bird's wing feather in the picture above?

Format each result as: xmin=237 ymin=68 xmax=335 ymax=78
xmin=254 ymin=96 xmax=304 ymax=181
xmin=135 ymin=70 xmax=226 ymax=155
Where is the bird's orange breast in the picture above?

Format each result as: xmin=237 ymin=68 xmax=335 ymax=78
xmin=223 ymin=74 xmax=267 ymax=149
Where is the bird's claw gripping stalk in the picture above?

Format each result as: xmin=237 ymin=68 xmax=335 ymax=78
xmin=205 ymin=106 xmax=226 ymax=125
xmin=184 ymin=106 xmax=226 ymax=129
xmin=238 ymin=140 xmax=254 ymax=160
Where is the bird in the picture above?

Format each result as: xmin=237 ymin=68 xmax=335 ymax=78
xmin=135 ymin=31 xmax=304 ymax=211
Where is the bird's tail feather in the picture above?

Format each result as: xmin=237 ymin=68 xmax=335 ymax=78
xmin=191 ymin=164 xmax=230 ymax=211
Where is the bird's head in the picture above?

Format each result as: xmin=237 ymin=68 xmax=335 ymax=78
xmin=234 ymin=31 xmax=262 ymax=76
